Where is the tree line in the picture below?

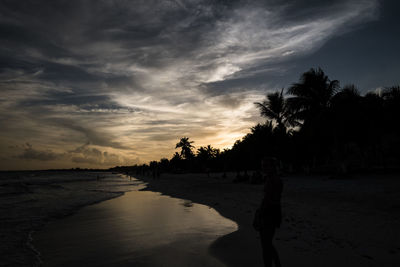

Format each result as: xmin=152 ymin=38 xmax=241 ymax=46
xmin=110 ymin=68 xmax=400 ymax=176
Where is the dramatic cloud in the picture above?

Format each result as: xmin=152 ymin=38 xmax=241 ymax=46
xmin=1 ymin=0 xmax=397 ymax=169
xmin=69 ymin=143 xmax=136 ymax=166
xmin=12 ymin=143 xmax=136 ymax=169
xmin=18 ymin=143 xmax=61 ymax=161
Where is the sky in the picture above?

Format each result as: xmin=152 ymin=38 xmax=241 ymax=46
xmin=0 ymin=0 xmax=399 ymax=170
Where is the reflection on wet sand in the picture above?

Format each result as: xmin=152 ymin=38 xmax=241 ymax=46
xmin=34 ymin=183 xmax=237 ymax=266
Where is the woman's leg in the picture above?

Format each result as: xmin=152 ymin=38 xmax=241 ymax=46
xmin=260 ymin=227 xmax=273 ymax=267
xmin=272 ymin=244 xmax=281 ymax=267
xmin=260 ymin=227 xmax=281 ymax=267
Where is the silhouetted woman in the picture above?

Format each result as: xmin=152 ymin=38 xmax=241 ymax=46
xmin=254 ymin=157 xmax=283 ymax=267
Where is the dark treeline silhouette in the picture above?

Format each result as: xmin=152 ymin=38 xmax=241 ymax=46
xmin=110 ymin=68 xmax=400 ymax=178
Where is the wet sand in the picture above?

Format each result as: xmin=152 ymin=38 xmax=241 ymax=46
xmin=0 ymin=171 xmax=138 ymax=266
xmin=34 ymin=182 xmax=237 ymax=266
xmin=138 ymin=173 xmax=400 ymax=267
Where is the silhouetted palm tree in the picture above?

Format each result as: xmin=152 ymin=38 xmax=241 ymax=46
xmin=287 ymin=67 xmax=339 ymax=124
xmin=330 ymin=85 xmax=363 ymax=153
xmin=197 ymin=145 xmax=219 ymax=160
xmin=333 ymin=84 xmax=360 ymax=98
xmin=285 ymin=68 xmax=340 ymax=168
xmin=176 ymin=137 xmax=195 ymax=159
xmin=331 ymin=84 xmax=361 ymax=112
xmin=197 ymin=145 xmax=220 ymax=174
xmin=170 ymin=152 xmax=183 ymax=171
xmin=255 ymin=88 xmax=296 ymax=132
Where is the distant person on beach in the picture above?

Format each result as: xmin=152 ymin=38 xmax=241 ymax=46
xmin=253 ymin=157 xmax=283 ymax=267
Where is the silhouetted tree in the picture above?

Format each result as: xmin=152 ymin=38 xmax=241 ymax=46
xmin=176 ymin=137 xmax=195 ymax=160
xmin=286 ymin=68 xmax=340 ymax=168
xmin=287 ymin=67 xmax=339 ymax=124
xmin=197 ymin=145 xmax=219 ymax=159
xmin=382 ymin=85 xmax=400 ymax=134
xmin=113 ymin=69 xmax=400 ymax=176
xmin=382 ymin=85 xmax=400 ymax=101
xmin=381 ymin=86 xmax=400 ymax=161
xmin=196 ymin=145 xmax=220 ymax=174
xmin=170 ymin=152 xmax=183 ymax=172
xmin=255 ymin=88 xmax=295 ymax=132
xmin=158 ymin=158 xmax=170 ymax=172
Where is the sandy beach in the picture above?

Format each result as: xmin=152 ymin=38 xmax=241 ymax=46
xmin=137 ymin=172 xmax=400 ymax=267
xmin=2 ymin=171 xmax=399 ymax=266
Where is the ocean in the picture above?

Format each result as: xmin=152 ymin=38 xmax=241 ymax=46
xmin=0 ymin=171 xmax=143 ymax=266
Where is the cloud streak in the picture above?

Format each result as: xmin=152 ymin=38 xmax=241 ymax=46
xmin=0 ymin=0 xmax=381 ymax=169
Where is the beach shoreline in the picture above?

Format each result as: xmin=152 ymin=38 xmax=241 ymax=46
xmin=0 ymin=171 xmax=139 ymax=266
xmin=136 ymin=172 xmax=400 ymax=267
xmin=29 ymin=192 xmax=127 ymax=265
xmin=136 ymin=172 xmax=266 ymax=267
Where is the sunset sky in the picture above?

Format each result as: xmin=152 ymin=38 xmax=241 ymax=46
xmin=1 ymin=0 xmax=399 ymax=170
